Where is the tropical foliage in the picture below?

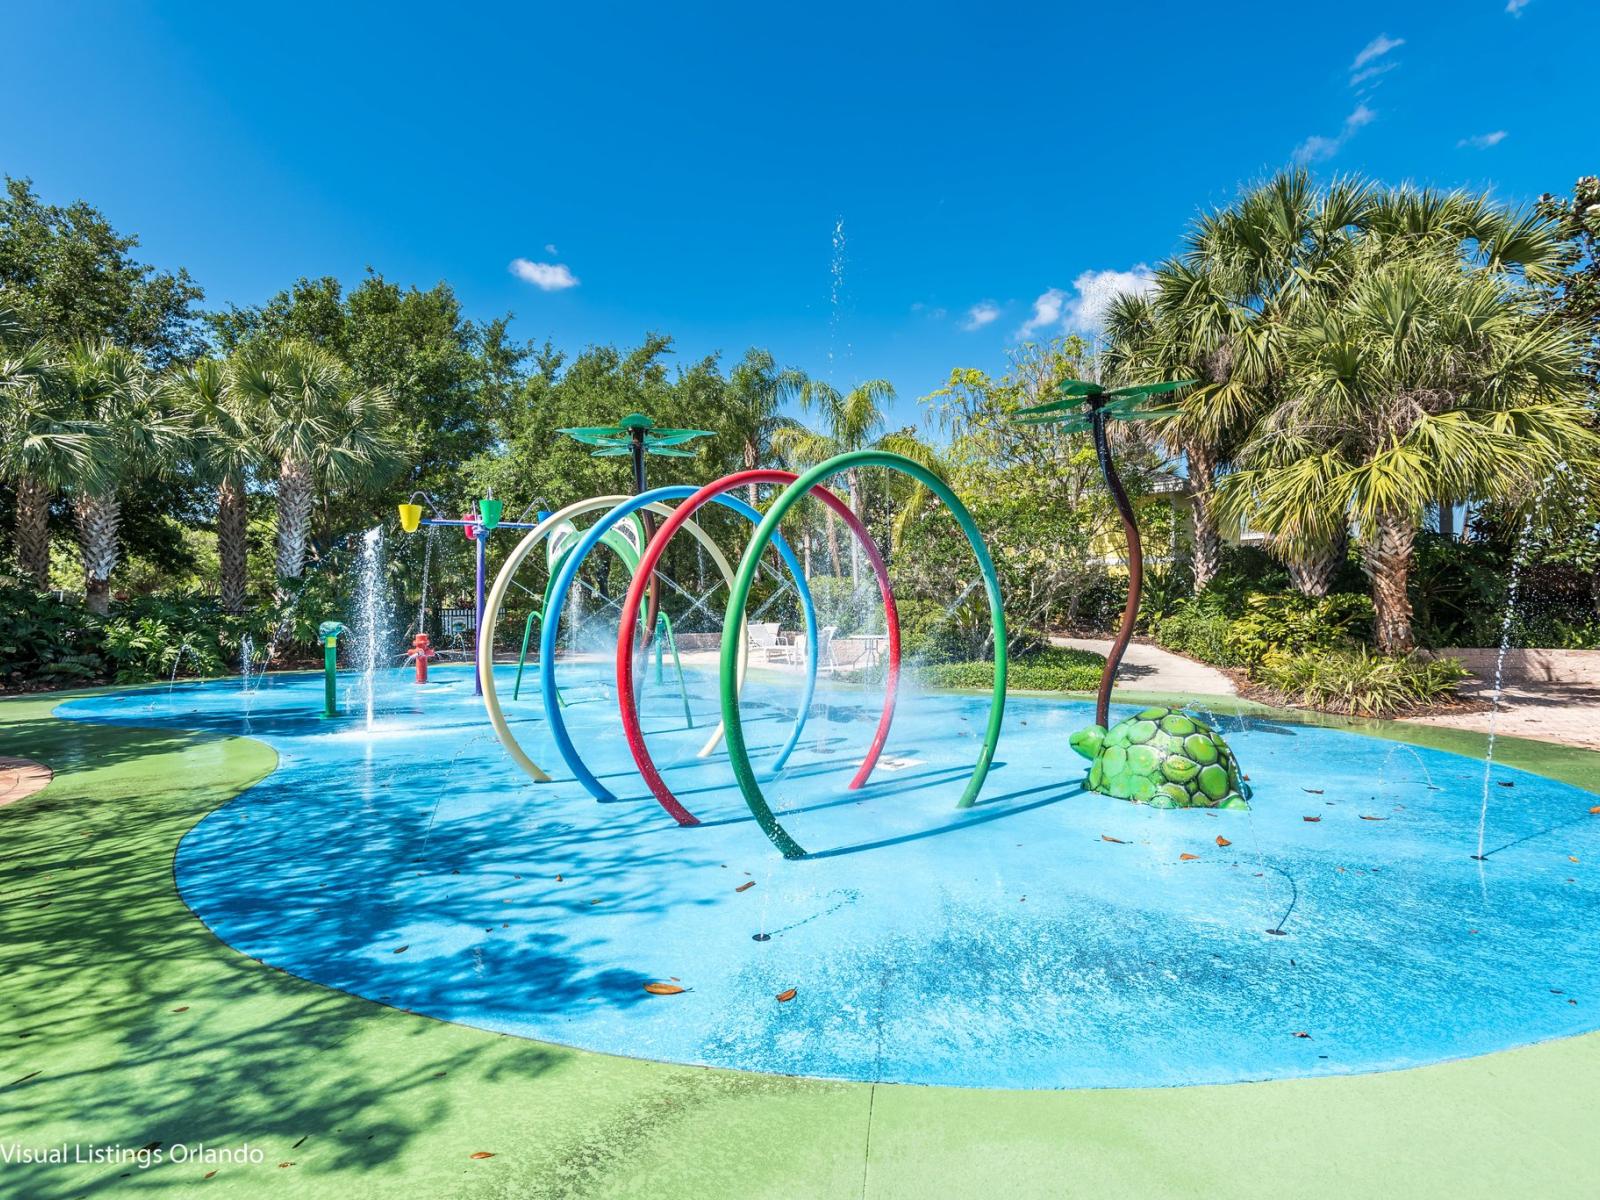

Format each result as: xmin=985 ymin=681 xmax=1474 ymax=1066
xmin=1103 ymin=171 xmax=1600 ymax=659
xmin=2 ymin=168 xmax=1596 ymax=713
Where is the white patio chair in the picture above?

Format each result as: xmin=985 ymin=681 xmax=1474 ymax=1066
xmin=791 ymin=624 xmax=839 ymax=672
xmin=745 ymin=621 xmax=781 ymax=659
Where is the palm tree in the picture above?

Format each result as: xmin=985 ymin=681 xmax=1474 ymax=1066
xmin=1 ymin=318 xmax=92 ymax=589
xmin=163 ymin=357 xmax=256 ymax=612
xmin=771 ymin=378 xmax=928 ymax=580
xmin=725 ymin=349 xmax=806 ymax=505
xmin=229 ymin=340 xmax=396 ymax=597
xmin=1220 ymin=240 xmax=1594 ymax=652
xmin=59 ymin=342 xmax=187 ymax=614
xmin=1102 ymin=169 xmax=1374 ymax=594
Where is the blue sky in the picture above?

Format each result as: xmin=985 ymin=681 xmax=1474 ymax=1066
xmin=4 ymin=1 xmax=1590 ymax=427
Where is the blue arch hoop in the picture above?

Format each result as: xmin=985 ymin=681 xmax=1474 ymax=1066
xmin=539 ymin=485 xmax=819 ymax=803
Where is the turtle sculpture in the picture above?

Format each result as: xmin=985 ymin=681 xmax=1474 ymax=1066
xmin=1069 ymin=706 xmax=1251 ymax=810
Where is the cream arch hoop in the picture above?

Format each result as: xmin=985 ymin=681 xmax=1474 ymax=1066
xmin=477 ymin=494 xmax=746 ymax=784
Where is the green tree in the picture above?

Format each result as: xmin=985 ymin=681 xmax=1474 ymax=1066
xmin=162 ymin=358 xmax=257 ymax=611
xmin=0 ymin=176 xmax=204 ymax=365
xmin=58 ymin=342 xmax=188 ymax=613
xmin=0 ymin=311 xmax=93 ymax=587
xmin=1102 ymin=170 xmax=1375 ymax=594
xmin=772 ymin=378 xmax=927 ymax=579
xmin=1536 ymin=175 xmax=1600 ymax=386
xmin=917 ymin=339 xmax=1172 ymax=637
xmin=210 ymin=272 xmax=527 ymax=522
xmin=1221 ymin=228 xmax=1595 ymax=652
xmin=724 ymin=348 xmax=806 ymax=503
xmin=228 ymin=341 xmax=398 ymax=595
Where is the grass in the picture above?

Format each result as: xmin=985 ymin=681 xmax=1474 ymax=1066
xmin=1 ymin=688 xmax=1598 ymax=1198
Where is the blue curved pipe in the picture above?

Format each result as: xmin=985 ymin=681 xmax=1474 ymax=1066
xmin=539 ymin=486 xmax=819 ymax=803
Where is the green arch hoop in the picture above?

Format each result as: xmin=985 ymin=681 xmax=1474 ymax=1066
xmin=717 ymin=450 xmax=1008 ymax=858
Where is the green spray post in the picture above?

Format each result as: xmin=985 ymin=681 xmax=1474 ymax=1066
xmin=319 ymin=621 xmax=348 ymax=718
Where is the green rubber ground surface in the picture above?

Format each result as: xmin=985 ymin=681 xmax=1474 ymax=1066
xmin=2 ymin=687 xmax=1597 ymax=1199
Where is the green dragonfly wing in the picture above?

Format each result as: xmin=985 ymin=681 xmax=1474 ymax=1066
xmin=1105 ymin=379 xmax=1197 ymax=399
xmin=1055 ymin=379 xmax=1105 ymax=397
xmin=1016 ymin=396 xmax=1089 ymax=417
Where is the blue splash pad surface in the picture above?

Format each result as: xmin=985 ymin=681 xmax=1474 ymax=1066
xmin=56 ymin=664 xmax=1600 ymax=1089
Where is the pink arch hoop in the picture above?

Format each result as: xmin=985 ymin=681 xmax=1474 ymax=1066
xmin=615 ymin=469 xmax=900 ymax=826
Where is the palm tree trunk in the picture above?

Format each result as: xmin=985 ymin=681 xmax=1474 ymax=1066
xmin=14 ymin=474 xmax=52 ymax=590
xmin=1187 ymin=442 xmax=1222 ymax=592
xmin=825 ymin=512 xmax=842 ymax=575
xmin=1284 ymin=528 xmax=1347 ymax=598
xmin=74 ymin=492 xmax=121 ymax=616
xmin=744 ymin=438 xmax=760 ymax=507
xmin=217 ymin=471 xmax=249 ymax=614
xmin=275 ymin=455 xmax=314 ymax=593
xmin=1361 ymin=512 xmax=1416 ymax=653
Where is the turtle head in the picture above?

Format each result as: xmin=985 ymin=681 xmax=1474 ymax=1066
xmin=1069 ymin=724 xmax=1107 ymax=761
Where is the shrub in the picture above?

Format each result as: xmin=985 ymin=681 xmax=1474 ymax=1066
xmin=896 ymin=594 xmax=998 ymax=664
xmin=1154 ymin=607 xmax=1240 ymax=666
xmin=911 ymin=644 xmax=1104 ymax=693
xmin=1256 ymin=649 xmax=1468 ymax=717
xmin=0 ymin=582 xmax=295 ymax=689
xmin=1136 ymin=565 xmax=1190 ymax=632
xmin=0 ymin=584 xmax=107 ymax=686
xmin=1153 ymin=590 xmax=1373 ymax=672
xmin=1221 ymin=592 xmax=1373 ymax=670
xmin=97 ymin=594 xmax=277 ymax=684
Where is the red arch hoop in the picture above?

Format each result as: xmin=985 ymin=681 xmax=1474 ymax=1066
xmin=615 ymin=469 xmax=900 ymax=825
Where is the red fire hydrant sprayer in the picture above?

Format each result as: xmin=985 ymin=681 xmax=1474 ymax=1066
xmin=410 ymin=632 xmax=438 ymax=684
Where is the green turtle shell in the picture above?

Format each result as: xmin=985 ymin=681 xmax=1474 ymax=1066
xmin=1084 ymin=706 xmax=1250 ymax=810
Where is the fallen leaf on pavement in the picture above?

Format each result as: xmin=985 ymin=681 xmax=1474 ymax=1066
xmin=1215 ymin=836 xmax=1231 ymax=847
xmin=1179 ymin=853 xmax=1199 ymax=861
xmin=776 ymin=988 xmax=797 ymax=1002
xmin=644 ymin=982 xmax=686 ymax=995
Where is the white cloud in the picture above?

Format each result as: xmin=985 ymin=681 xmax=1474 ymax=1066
xmin=1017 ymin=288 xmax=1067 ymax=338
xmin=1016 ymin=267 xmax=1156 ymax=339
xmin=1064 ymin=267 xmax=1157 ymax=331
xmin=1293 ymin=103 xmax=1377 ymax=163
xmin=1349 ymin=61 xmax=1398 ymax=88
xmin=1458 ymin=130 xmax=1509 ymax=149
xmin=1351 ymin=34 xmax=1404 ymax=70
xmin=962 ymin=300 xmax=1001 ymax=331
xmin=509 ymin=258 xmax=579 ymax=291
xmin=1505 ymin=0 xmax=1532 ymax=14
xmin=544 ymin=242 xmax=559 ymax=254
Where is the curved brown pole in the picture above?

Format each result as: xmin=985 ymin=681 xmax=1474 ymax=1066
xmin=1091 ymin=403 xmax=1142 ymax=730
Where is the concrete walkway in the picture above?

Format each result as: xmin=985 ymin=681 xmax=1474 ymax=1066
xmin=0 ymin=755 xmax=51 ymax=807
xmin=1051 ymin=636 xmax=1237 ymax=698
xmin=1411 ymin=648 xmax=1600 ymax=751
